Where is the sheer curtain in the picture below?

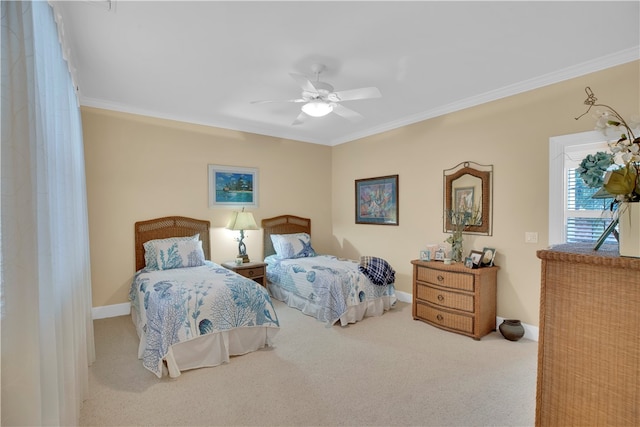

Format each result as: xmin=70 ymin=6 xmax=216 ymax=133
xmin=1 ymin=2 xmax=95 ymax=425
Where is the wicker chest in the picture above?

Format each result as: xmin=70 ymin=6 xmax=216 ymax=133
xmin=536 ymin=244 xmax=640 ymax=426
xmin=411 ymin=260 xmax=498 ymax=340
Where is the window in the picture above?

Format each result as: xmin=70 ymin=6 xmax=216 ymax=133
xmin=549 ymin=131 xmax=615 ymax=245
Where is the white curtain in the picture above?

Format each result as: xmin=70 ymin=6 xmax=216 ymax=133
xmin=1 ymin=1 xmax=95 ymax=425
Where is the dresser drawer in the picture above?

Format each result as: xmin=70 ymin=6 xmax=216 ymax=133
xmin=415 ymin=283 xmax=474 ymax=312
xmin=236 ymin=266 xmax=264 ymax=279
xmin=415 ymin=302 xmax=474 ymax=334
xmin=416 ymin=266 xmax=474 ymax=291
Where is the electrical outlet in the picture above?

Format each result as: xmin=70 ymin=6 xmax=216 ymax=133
xmin=525 ymin=232 xmax=538 ymax=243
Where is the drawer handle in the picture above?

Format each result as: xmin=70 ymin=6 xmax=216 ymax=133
xmin=436 ymin=314 xmax=444 ymax=322
xmin=437 ymin=294 xmax=444 ymax=302
xmin=248 ymin=271 xmax=254 ymax=276
xmin=437 ymin=275 xmax=444 ymax=282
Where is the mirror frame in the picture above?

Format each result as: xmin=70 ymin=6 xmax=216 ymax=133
xmin=443 ymin=161 xmax=493 ymax=236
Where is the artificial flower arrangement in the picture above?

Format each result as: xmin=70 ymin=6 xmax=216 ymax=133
xmin=576 ymin=87 xmax=640 ymax=204
xmin=444 ymin=207 xmax=481 ymax=262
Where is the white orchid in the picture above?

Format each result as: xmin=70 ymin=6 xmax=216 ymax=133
xmin=576 ymin=87 xmax=640 ymax=203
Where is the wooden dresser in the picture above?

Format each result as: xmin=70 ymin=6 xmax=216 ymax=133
xmin=536 ymin=244 xmax=640 ymax=426
xmin=411 ymin=260 xmax=498 ymax=340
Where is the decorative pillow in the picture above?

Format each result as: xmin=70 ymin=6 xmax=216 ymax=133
xmin=155 ymin=239 xmax=205 ymax=270
xmin=270 ymin=233 xmax=316 ymax=259
xmin=143 ymin=234 xmax=199 ymax=270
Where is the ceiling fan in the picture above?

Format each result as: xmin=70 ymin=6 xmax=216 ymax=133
xmin=251 ymin=63 xmax=382 ymax=125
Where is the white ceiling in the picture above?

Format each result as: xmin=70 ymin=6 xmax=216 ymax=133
xmin=54 ymin=1 xmax=640 ymax=146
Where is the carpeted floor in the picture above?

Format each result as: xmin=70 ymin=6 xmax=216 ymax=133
xmin=79 ymin=300 xmax=537 ymax=426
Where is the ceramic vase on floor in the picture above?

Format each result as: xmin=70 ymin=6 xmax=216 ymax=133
xmin=499 ymin=319 xmax=525 ymax=341
xmin=619 ymin=202 xmax=640 ymax=258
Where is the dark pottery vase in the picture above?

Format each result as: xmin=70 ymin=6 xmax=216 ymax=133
xmin=499 ymin=319 xmax=525 ymax=341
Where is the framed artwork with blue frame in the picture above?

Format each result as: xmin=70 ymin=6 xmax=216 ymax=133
xmin=355 ymin=174 xmax=399 ymax=225
xmin=208 ymin=164 xmax=258 ymax=208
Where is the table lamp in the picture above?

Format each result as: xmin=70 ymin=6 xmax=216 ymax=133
xmin=226 ymin=207 xmax=258 ymax=263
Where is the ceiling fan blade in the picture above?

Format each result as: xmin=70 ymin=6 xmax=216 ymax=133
xmin=289 ymin=73 xmax=319 ymax=94
xmin=250 ymin=98 xmax=305 ymax=104
xmin=329 ymin=87 xmax=382 ymax=102
xmin=292 ymin=111 xmax=307 ymax=126
xmin=331 ymin=104 xmax=364 ymax=122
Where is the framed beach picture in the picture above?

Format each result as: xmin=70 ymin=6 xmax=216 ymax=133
xmin=208 ymin=164 xmax=258 ymax=208
xmin=355 ymin=175 xmax=399 ymax=225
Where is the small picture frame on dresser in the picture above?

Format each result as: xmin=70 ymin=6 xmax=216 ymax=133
xmin=469 ymin=250 xmax=483 ymax=268
xmin=464 ymin=257 xmax=474 ymax=269
xmin=481 ymin=247 xmax=496 ymax=267
xmin=434 ymin=248 xmax=446 ymax=261
xmin=420 ymin=250 xmax=431 ymax=261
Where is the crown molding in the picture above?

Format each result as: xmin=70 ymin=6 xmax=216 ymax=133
xmin=79 ymin=48 xmax=639 ymax=147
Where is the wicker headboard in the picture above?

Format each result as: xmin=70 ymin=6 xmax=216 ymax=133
xmin=261 ymin=215 xmax=311 ymax=258
xmin=134 ymin=216 xmax=211 ymax=271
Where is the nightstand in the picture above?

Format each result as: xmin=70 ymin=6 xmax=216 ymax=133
xmin=222 ymin=261 xmax=267 ymax=287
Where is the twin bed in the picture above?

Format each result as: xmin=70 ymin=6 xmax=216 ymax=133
xmin=129 ymin=216 xmax=279 ymax=378
xmin=261 ymin=215 xmax=397 ymax=326
xmin=130 ymin=214 xmax=396 ymax=377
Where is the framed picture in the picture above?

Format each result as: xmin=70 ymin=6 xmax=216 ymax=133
xmin=469 ymin=250 xmax=483 ymax=267
xmin=464 ymin=257 xmax=474 ymax=269
xmin=481 ymin=247 xmax=496 ymax=267
xmin=420 ymin=250 xmax=430 ymax=261
xmin=208 ymin=165 xmax=258 ymax=208
xmin=434 ymin=248 xmax=446 ymax=261
xmin=454 ymin=187 xmax=474 ymax=212
xmin=355 ymin=175 xmax=399 ymax=225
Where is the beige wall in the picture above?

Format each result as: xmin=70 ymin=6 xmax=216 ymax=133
xmin=82 ymin=109 xmax=332 ymax=307
xmin=331 ymin=61 xmax=639 ymax=325
xmin=83 ymin=60 xmax=639 ymax=326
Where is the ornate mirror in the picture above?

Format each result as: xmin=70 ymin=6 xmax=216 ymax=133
xmin=443 ymin=161 xmax=493 ymax=236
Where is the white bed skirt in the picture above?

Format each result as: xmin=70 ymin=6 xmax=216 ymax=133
xmin=268 ymin=282 xmax=396 ymax=326
xmin=132 ymin=311 xmax=278 ymax=378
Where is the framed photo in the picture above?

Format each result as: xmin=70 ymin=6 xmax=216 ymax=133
xmin=464 ymin=257 xmax=474 ymax=269
xmin=420 ymin=250 xmax=431 ymax=261
xmin=469 ymin=250 xmax=483 ymax=267
xmin=481 ymin=247 xmax=496 ymax=267
xmin=208 ymin=165 xmax=258 ymax=208
xmin=434 ymin=248 xmax=446 ymax=261
xmin=355 ymin=175 xmax=399 ymax=225
xmin=454 ymin=187 xmax=474 ymax=212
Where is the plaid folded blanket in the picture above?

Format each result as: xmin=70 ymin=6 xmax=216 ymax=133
xmin=358 ymin=256 xmax=396 ymax=286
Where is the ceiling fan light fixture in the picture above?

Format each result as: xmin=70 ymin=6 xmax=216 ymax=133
xmin=301 ymin=100 xmax=333 ymax=117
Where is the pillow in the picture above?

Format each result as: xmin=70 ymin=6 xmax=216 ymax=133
xmin=155 ymin=239 xmax=205 ymax=271
xmin=143 ymin=234 xmax=199 ymax=270
xmin=270 ymin=233 xmax=316 ymax=259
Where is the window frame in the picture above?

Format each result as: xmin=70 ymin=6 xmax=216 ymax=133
xmin=548 ymin=130 xmax=613 ymax=245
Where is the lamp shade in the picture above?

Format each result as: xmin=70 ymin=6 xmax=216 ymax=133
xmin=226 ymin=211 xmax=258 ymax=231
xmin=301 ymin=100 xmax=333 ymax=117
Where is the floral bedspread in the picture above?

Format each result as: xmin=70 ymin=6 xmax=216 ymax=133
xmin=265 ymin=255 xmax=396 ymax=324
xmin=130 ymin=261 xmax=279 ymax=376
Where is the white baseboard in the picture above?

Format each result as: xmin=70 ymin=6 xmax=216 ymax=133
xmin=91 ymin=293 xmax=540 ymax=341
xmin=92 ymin=302 xmax=131 ymax=320
xmin=395 ymin=290 xmax=412 ymax=303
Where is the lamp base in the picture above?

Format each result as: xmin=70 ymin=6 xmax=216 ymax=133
xmin=237 ymin=254 xmax=250 ymax=263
